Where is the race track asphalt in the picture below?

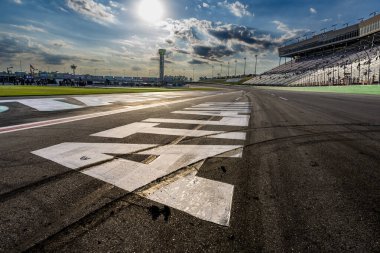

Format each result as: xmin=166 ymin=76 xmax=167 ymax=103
xmin=0 ymin=86 xmax=379 ymax=252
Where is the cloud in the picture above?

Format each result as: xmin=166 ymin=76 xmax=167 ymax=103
xmin=109 ymin=0 xmax=126 ymax=11
xmin=48 ymin=40 xmax=72 ymax=48
xmin=218 ymin=1 xmax=253 ymax=17
xmin=188 ymin=59 xmax=209 ymax=65
xmin=40 ymin=52 xmax=79 ymax=65
xmin=0 ymin=33 xmax=86 ymax=66
xmin=321 ymin=18 xmax=332 ymax=22
xmin=59 ymin=6 xmax=69 ymax=12
xmin=310 ymin=7 xmax=317 ymax=14
xmin=161 ymin=18 xmax=283 ymax=61
xmin=11 ymin=24 xmax=46 ymax=33
xmin=174 ymin=49 xmax=190 ymax=54
xmin=193 ymin=45 xmax=234 ymax=58
xmin=131 ymin=66 xmax=142 ymax=71
xmin=150 ymin=57 xmax=174 ymax=64
xmin=272 ymin=20 xmax=307 ymax=43
xmin=12 ymin=0 xmax=22 ymax=4
xmin=202 ymin=2 xmax=209 ymax=8
xmin=66 ymin=0 xmax=116 ymax=25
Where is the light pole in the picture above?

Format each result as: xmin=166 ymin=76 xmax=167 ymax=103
xmin=254 ymin=55 xmax=258 ymax=76
xmin=227 ymin=62 xmax=230 ymax=77
xmin=243 ymin=57 xmax=247 ymax=76
xmin=234 ymin=60 xmax=237 ymax=76
xmin=212 ymin=65 xmax=214 ymax=79
xmin=220 ymin=63 xmax=223 ymax=78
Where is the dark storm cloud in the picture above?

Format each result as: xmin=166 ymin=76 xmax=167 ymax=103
xmin=174 ymin=49 xmax=191 ymax=54
xmin=209 ymin=25 xmax=279 ymax=50
xmin=40 ymin=52 xmax=79 ymax=65
xmin=163 ymin=18 xmax=305 ymax=61
xmin=192 ymin=45 xmax=234 ymax=58
xmin=188 ymin=59 xmax=209 ymax=65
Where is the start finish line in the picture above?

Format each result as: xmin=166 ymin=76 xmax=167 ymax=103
xmin=32 ymin=102 xmax=251 ymax=226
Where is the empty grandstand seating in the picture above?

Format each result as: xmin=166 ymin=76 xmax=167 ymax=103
xmin=245 ymin=42 xmax=380 ymax=86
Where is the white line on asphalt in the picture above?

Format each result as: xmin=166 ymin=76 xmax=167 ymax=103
xmin=0 ymin=92 xmax=240 ymax=135
xmin=172 ymin=110 xmax=248 ymax=117
xmin=92 ymin=122 xmax=246 ymax=140
xmin=143 ymin=116 xmax=250 ymax=126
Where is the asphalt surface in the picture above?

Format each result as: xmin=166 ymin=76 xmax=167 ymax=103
xmin=0 ymin=86 xmax=379 ymax=252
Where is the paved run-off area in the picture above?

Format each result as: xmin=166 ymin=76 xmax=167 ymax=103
xmin=0 ymin=87 xmax=379 ymax=252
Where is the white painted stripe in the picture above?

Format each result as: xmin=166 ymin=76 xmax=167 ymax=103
xmin=172 ymin=110 xmax=248 ymax=117
xmin=143 ymin=116 xmax=250 ymax=126
xmin=92 ymin=122 xmax=246 ymax=140
xmin=0 ymin=98 xmax=83 ymax=111
xmin=185 ymin=108 xmax=251 ymax=113
xmin=279 ymin=97 xmax=288 ymax=101
xmin=199 ymin=102 xmax=250 ymax=105
xmin=0 ymin=92 xmax=239 ymax=134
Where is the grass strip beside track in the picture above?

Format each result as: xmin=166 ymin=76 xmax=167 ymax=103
xmin=0 ymin=85 xmax=216 ymax=97
xmin=259 ymin=85 xmax=380 ymax=95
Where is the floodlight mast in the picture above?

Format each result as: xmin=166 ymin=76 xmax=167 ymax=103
xmin=158 ymin=49 xmax=166 ymax=85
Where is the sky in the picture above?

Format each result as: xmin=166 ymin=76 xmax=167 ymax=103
xmin=0 ymin=0 xmax=378 ymax=79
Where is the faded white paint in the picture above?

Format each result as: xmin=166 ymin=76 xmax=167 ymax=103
xmin=33 ymin=143 xmax=241 ymax=226
xmin=148 ymin=169 xmax=234 ymax=226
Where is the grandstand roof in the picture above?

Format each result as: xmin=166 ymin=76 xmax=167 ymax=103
xmin=279 ymin=13 xmax=380 ymax=58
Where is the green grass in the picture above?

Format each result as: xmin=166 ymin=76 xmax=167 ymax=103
xmin=259 ymin=85 xmax=380 ymax=95
xmin=0 ymin=85 xmax=217 ymax=97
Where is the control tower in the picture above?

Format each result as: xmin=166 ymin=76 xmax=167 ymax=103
xmin=158 ymin=49 xmax=166 ymax=85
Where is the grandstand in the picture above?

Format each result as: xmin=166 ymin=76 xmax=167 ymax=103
xmin=245 ymin=13 xmax=380 ymax=86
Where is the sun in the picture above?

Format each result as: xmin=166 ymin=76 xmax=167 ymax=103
xmin=138 ymin=0 xmax=164 ymax=23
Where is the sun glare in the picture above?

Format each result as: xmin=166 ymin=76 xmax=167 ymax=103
xmin=138 ymin=0 xmax=164 ymax=23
